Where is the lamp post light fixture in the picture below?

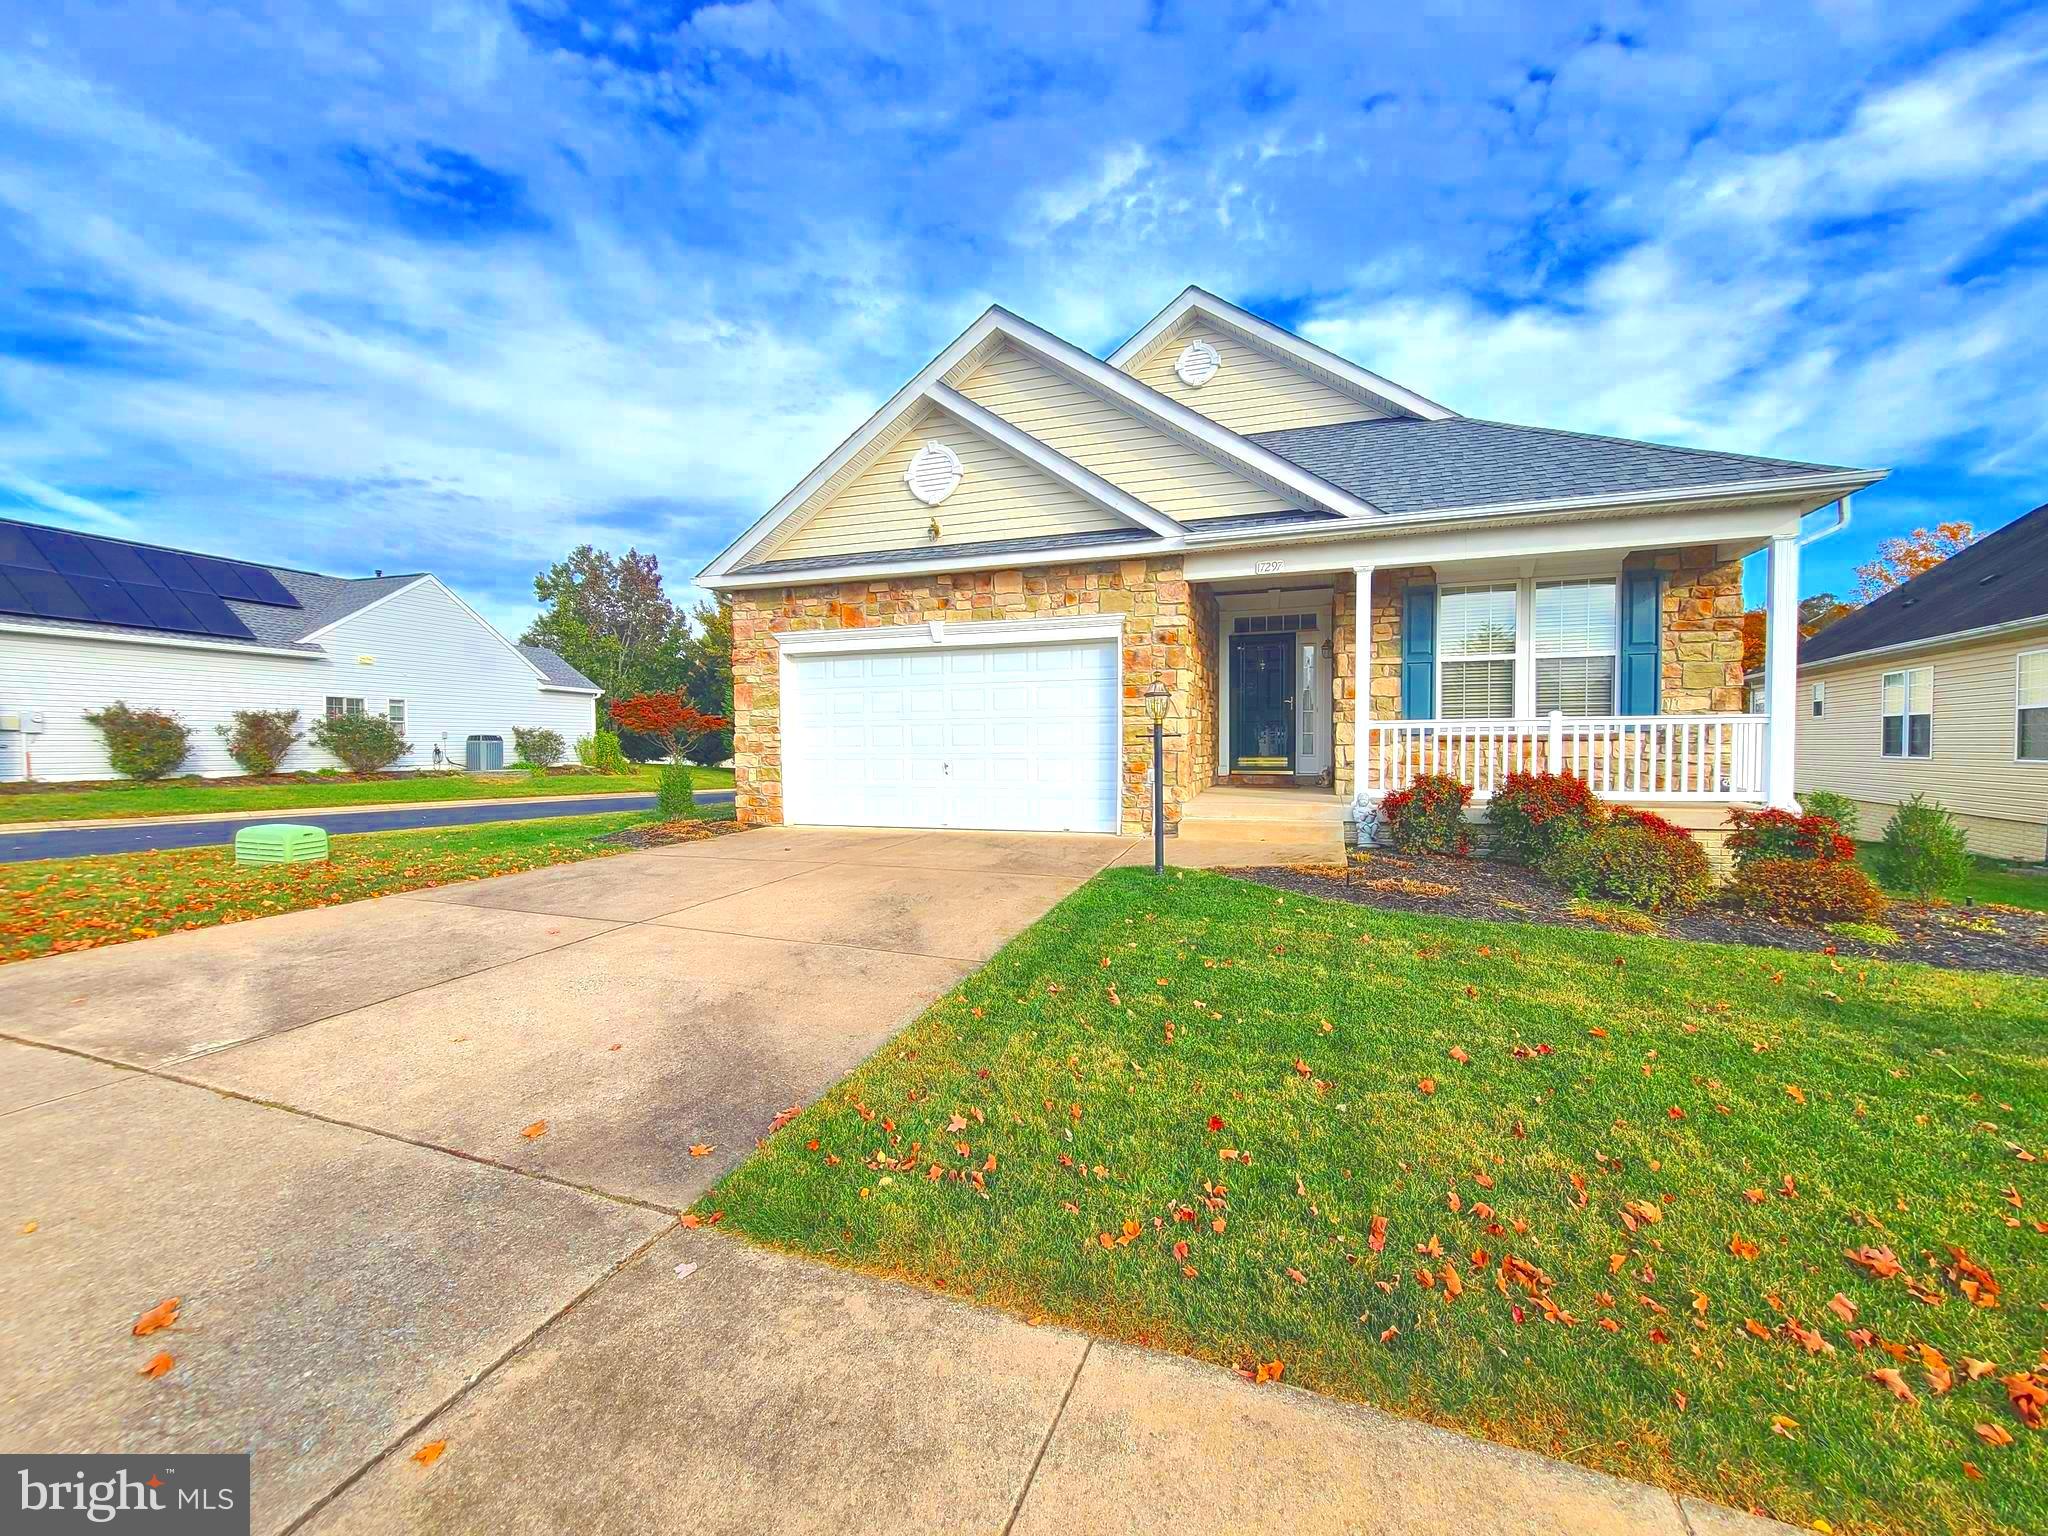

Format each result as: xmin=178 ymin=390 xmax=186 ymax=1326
xmin=1142 ymin=681 xmax=1171 ymax=875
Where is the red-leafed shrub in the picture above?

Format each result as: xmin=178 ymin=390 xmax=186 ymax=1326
xmin=1725 ymin=806 xmax=1855 ymax=869
xmin=1487 ymin=770 xmax=1600 ymax=866
xmin=1379 ymin=773 xmax=1473 ymax=855
xmin=1543 ymin=810 xmax=1712 ymax=912
xmin=609 ymin=692 xmax=730 ymax=820
xmin=1727 ymin=857 xmax=1887 ymax=923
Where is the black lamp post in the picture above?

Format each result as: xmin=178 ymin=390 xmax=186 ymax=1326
xmin=1142 ymin=681 xmax=1171 ymax=875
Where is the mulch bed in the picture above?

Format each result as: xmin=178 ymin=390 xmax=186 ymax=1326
xmin=602 ymin=817 xmax=746 ymax=851
xmin=1229 ymin=852 xmax=2048 ymax=979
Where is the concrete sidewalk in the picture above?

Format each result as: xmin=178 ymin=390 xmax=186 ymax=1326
xmin=2 ymin=825 xmax=1794 ymax=1534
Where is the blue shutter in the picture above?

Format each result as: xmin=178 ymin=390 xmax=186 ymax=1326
xmin=1400 ymin=584 xmax=1436 ymax=720
xmin=1619 ymin=572 xmax=1661 ymax=716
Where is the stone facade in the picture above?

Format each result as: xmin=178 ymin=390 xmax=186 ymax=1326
xmin=729 ymin=556 xmax=1215 ymax=836
xmin=1628 ymin=546 xmax=1746 ymax=714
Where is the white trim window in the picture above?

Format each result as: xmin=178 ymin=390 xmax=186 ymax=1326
xmin=1437 ymin=583 xmax=1517 ymax=719
xmin=1811 ymin=681 xmax=1825 ymax=718
xmin=1534 ymin=578 xmax=1618 ymax=716
xmin=387 ymin=699 xmax=407 ymax=735
xmin=325 ymin=696 xmax=364 ymax=719
xmin=2019 ymin=649 xmax=2048 ymax=762
xmin=1880 ymin=667 xmax=1931 ymax=758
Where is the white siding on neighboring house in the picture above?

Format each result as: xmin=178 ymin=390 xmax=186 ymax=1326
xmin=957 ymin=343 xmax=1297 ymax=522
xmin=1125 ymin=322 xmax=1387 ymax=436
xmin=0 ymin=577 xmax=596 ymax=782
xmin=1795 ymin=627 xmax=2048 ymax=861
xmin=765 ymin=403 xmax=1131 ymax=561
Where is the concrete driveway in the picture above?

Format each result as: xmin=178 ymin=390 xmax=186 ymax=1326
xmin=2 ymin=824 xmax=1789 ymax=1535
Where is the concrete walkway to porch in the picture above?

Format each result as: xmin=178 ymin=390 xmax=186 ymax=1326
xmin=1144 ymin=782 xmax=1348 ymax=866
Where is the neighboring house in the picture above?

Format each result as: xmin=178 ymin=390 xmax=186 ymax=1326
xmin=698 ymin=288 xmax=1886 ymax=839
xmin=0 ymin=518 xmax=600 ymax=782
xmin=1795 ymin=502 xmax=2048 ymax=861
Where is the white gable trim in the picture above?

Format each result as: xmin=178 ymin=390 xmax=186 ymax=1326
xmin=708 ymin=535 xmax=1173 ymax=592
xmin=925 ymin=383 xmax=1183 ymax=539
xmin=303 ymin=574 xmax=556 ymax=688
xmin=1108 ymin=287 xmax=1458 ymax=423
xmin=0 ymin=619 xmax=318 ymax=660
xmin=699 ymin=305 xmax=1393 ymax=584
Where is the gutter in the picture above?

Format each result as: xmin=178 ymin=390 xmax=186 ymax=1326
xmin=1797 ymin=493 xmax=1853 ymax=547
xmin=0 ymin=620 xmax=320 ymax=660
xmin=1799 ymin=611 xmax=2048 ymax=675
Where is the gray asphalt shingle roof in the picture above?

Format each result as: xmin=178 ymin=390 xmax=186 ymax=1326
xmin=1249 ymin=417 xmax=1869 ymax=516
xmin=1800 ymin=502 xmax=2048 ymax=666
xmin=519 ymin=644 xmax=601 ymax=689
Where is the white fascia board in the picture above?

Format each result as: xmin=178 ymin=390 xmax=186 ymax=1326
xmin=705 ymin=534 xmax=1174 ymax=592
xmin=698 ymin=307 xmax=1013 ymax=581
xmin=985 ymin=306 xmax=1386 ymax=519
xmin=0 ymin=619 xmax=318 ymax=660
xmin=1798 ymin=612 xmax=2048 ymax=675
xmin=776 ymin=612 xmax=1123 ymax=655
xmin=1178 ymin=469 xmax=1887 ymax=550
xmin=924 ymin=383 xmax=1183 ymax=539
xmin=1106 ymin=287 xmax=1458 ymax=422
xmin=538 ymin=683 xmax=605 ymax=695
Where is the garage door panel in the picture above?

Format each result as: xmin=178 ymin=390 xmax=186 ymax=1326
xmin=785 ymin=639 xmax=1119 ymax=833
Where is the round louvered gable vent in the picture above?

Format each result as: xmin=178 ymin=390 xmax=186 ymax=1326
xmin=1175 ymin=338 xmax=1221 ymax=387
xmin=904 ymin=441 xmax=964 ymax=506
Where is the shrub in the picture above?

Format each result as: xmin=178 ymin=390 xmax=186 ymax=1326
xmin=1725 ymin=806 xmax=1855 ymax=870
xmin=1486 ymin=770 xmax=1599 ymax=866
xmin=214 ymin=708 xmax=302 ymax=775
xmin=1727 ymin=857 xmax=1887 ymax=923
xmin=656 ymin=760 xmax=696 ymax=818
xmin=1870 ymin=794 xmax=1973 ymax=901
xmin=607 ymin=693 xmax=729 ymax=764
xmin=1543 ymin=812 xmax=1711 ymax=912
xmin=512 ymin=726 xmax=566 ymax=773
xmin=575 ymin=729 xmax=630 ymax=775
xmin=1379 ymin=773 xmax=1472 ymax=855
xmin=1799 ymin=790 xmax=1860 ymax=842
xmin=83 ymin=702 xmax=190 ymax=780
xmin=310 ymin=710 xmax=410 ymax=774
xmin=1826 ymin=920 xmax=1900 ymax=948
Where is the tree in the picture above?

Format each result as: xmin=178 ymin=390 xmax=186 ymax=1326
xmin=1798 ymin=592 xmax=1853 ymax=637
xmin=521 ymin=546 xmax=687 ymax=704
xmin=679 ymin=597 xmax=733 ymax=765
xmin=1740 ymin=609 xmax=1766 ymax=673
xmin=606 ymin=693 xmax=730 ymax=763
xmin=1853 ymin=522 xmax=1975 ymax=603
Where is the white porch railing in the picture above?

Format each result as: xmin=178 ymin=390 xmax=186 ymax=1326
xmin=1359 ymin=713 xmax=1766 ymax=802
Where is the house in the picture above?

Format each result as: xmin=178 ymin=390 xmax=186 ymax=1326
xmin=1795 ymin=502 xmax=2048 ymax=861
xmin=0 ymin=518 xmax=600 ymax=781
xmin=697 ymin=288 xmax=1886 ymax=845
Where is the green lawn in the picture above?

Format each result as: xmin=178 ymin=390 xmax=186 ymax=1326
xmin=1854 ymin=844 xmax=2048 ymax=915
xmin=709 ymin=868 xmax=2048 ymax=1536
xmin=0 ymin=807 xmax=736 ymax=963
xmin=0 ymin=765 xmax=734 ymax=825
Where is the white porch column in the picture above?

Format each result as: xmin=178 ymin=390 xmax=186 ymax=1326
xmin=1763 ymin=533 xmax=1800 ymax=808
xmin=1353 ymin=565 xmax=1375 ymax=799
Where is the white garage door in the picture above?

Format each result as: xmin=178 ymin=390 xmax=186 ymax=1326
xmin=783 ymin=640 xmax=1120 ymax=833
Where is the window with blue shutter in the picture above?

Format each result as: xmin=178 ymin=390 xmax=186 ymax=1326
xmin=1401 ymin=584 xmax=1436 ymax=719
xmin=1619 ymin=571 xmax=1661 ymax=715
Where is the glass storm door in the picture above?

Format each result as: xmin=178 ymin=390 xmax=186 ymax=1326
xmin=1230 ymin=633 xmax=1296 ymax=771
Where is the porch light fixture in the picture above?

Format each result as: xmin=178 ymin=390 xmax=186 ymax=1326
xmin=1142 ymin=681 xmax=1171 ymax=876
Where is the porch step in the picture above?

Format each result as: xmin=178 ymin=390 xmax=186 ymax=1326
xmin=1180 ymin=786 xmax=1349 ymax=827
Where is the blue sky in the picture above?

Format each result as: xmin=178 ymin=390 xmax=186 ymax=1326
xmin=1 ymin=1 xmax=2044 ymax=634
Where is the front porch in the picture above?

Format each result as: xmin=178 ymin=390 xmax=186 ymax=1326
xmin=1181 ymin=532 xmax=1802 ymax=827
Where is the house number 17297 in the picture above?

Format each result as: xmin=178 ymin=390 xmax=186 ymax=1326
xmin=1253 ymin=559 xmax=1283 ymax=574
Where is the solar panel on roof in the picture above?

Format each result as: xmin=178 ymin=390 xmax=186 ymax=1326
xmin=235 ymin=565 xmax=299 ymax=606
xmin=0 ymin=564 xmax=32 ymax=617
xmin=173 ymin=587 xmax=256 ymax=638
xmin=1 ymin=562 xmax=94 ymax=621
xmin=84 ymin=538 xmax=164 ymax=586
xmin=138 ymin=546 xmax=210 ymax=594
xmin=121 ymin=581 xmax=207 ymax=634
xmin=68 ymin=576 xmax=154 ymax=629
xmin=185 ymin=553 xmax=263 ymax=603
xmin=0 ymin=525 xmax=55 ymax=570
xmin=24 ymin=526 xmax=117 ymax=581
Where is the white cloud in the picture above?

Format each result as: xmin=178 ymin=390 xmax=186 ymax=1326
xmin=1027 ymin=143 xmax=1152 ymax=235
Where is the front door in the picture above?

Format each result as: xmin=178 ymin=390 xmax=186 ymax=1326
xmin=1230 ymin=633 xmax=1296 ymax=771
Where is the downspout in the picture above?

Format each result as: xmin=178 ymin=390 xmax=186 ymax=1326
xmin=1798 ymin=494 xmax=1853 ymax=548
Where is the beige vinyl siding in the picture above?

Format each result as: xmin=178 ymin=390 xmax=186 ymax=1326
xmin=958 ymin=343 xmax=1297 ymax=523
xmin=767 ymin=405 xmax=1132 ymax=560
xmin=1795 ymin=627 xmax=2048 ymax=860
xmin=1127 ymin=322 xmax=1386 ymax=435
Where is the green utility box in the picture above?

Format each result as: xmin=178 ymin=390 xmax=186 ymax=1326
xmin=234 ymin=823 xmax=330 ymax=866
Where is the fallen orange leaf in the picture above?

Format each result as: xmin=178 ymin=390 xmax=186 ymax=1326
xmin=131 ymin=1298 xmax=179 ymax=1337
xmin=1871 ymin=1367 xmax=1918 ymax=1405
xmin=689 ymin=1144 xmax=715 ymax=1157
xmin=1974 ymin=1421 xmax=2014 ymax=1448
xmin=520 ymin=1120 xmax=547 ymax=1139
xmin=139 ymin=1351 xmax=174 ymax=1378
xmin=411 ymin=1441 xmax=446 ymax=1468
